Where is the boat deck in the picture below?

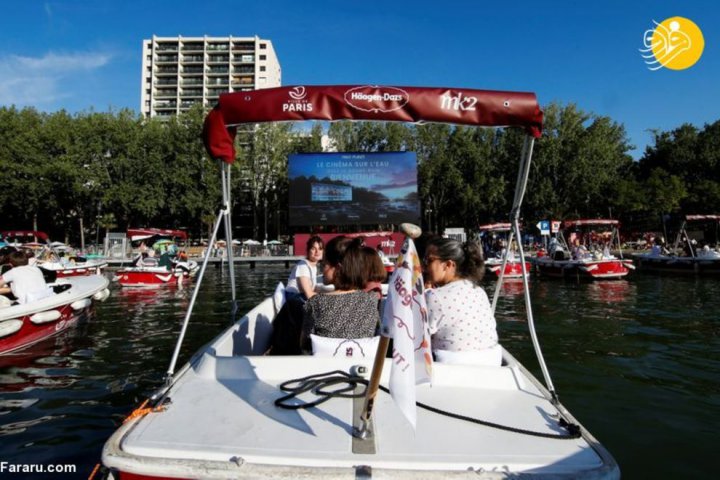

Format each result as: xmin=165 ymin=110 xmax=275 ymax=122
xmin=112 ymin=358 xmax=606 ymax=477
xmin=104 ymin=297 xmax=617 ymax=479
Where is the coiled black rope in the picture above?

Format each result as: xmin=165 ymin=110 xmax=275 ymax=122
xmin=274 ymin=370 xmax=581 ymax=439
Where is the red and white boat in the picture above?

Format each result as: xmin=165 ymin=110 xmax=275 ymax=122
xmin=1 ymin=230 xmax=107 ymax=277
xmin=0 ymin=275 xmax=110 ymax=355
xmin=534 ymin=219 xmax=634 ymax=280
xmin=114 ymin=229 xmax=198 ymax=288
xmin=479 ymin=223 xmax=531 ymax=280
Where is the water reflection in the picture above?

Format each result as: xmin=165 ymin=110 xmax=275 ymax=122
xmin=585 ymin=280 xmax=633 ymax=304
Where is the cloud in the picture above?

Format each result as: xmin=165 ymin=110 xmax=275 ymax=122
xmin=0 ymin=51 xmax=111 ymax=107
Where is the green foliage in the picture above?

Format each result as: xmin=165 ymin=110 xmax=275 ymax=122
xmin=0 ymin=102 xmax=717 ymax=242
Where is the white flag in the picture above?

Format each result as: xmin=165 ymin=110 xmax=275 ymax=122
xmin=380 ymin=237 xmax=433 ymax=429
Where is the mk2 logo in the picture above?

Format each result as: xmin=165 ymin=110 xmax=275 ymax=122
xmin=440 ymin=91 xmax=478 ymax=111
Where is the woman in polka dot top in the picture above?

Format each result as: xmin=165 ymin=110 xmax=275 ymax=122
xmin=423 ymin=237 xmax=498 ymax=353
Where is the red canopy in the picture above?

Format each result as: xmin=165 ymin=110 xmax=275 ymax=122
xmin=686 ymin=214 xmax=720 ymax=222
xmin=203 ymin=85 xmax=543 ymax=163
xmin=0 ymin=230 xmax=50 ymax=242
xmin=127 ymin=228 xmax=188 ymax=241
xmin=478 ymin=223 xmax=513 ymax=232
xmin=563 ymin=219 xmax=619 ymax=228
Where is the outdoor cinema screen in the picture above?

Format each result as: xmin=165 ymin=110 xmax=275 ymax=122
xmin=288 ymin=152 xmax=420 ymax=226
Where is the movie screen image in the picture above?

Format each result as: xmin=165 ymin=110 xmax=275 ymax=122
xmin=288 ymin=152 xmax=420 ymax=226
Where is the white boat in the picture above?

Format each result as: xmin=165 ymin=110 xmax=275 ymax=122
xmin=100 ymin=85 xmax=619 ymax=479
xmin=0 ymin=229 xmax=108 ymax=277
xmin=0 ymin=275 xmax=110 ymax=355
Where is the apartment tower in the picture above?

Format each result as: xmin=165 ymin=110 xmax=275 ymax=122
xmin=141 ymin=35 xmax=281 ymax=118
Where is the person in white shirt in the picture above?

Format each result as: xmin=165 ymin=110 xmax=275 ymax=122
xmin=267 ymin=236 xmax=324 ymax=355
xmin=0 ymin=250 xmax=54 ymax=304
xmin=285 ymin=236 xmax=324 ymax=303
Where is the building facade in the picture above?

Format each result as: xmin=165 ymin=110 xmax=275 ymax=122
xmin=141 ymin=35 xmax=281 ymax=118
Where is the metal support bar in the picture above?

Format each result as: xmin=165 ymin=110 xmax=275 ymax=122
xmin=165 ymin=203 xmax=227 ymax=382
xmin=221 ymin=163 xmax=237 ymax=301
xmin=165 ymin=162 xmax=236 ymax=385
xmin=508 ymin=136 xmax=557 ymax=400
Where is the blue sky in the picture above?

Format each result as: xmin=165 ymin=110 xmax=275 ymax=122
xmin=0 ymin=0 xmax=717 ymax=158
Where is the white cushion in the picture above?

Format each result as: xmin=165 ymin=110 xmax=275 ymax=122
xmin=310 ymin=334 xmax=380 ymax=358
xmin=272 ymin=282 xmax=286 ymax=313
xmin=434 ymin=344 xmax=502 ymax=366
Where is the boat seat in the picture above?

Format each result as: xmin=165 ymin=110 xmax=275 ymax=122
xmin=310 ymin=334 xmax=379 ymax=359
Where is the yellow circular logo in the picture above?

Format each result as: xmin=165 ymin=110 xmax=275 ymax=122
xmin=641 ymin=17 xmax=704 ymax=70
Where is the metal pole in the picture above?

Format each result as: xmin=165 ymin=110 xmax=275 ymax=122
xmin=222 ymin=163 xmax=237 ymax=301
xmin=511 ymin=137 xmax=557 ymax=400
xmin=490 ymin=228 xmax=513 ymax=314
xmin=165 ymin=205 xmax=226 ymax=381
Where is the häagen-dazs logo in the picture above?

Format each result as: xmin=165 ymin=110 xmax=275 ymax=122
xmin=344 ymin=86 xmax=409 ymax=113
xmin=283 ymin=86 xmax=312 ymax=112
xmin=639 ymin=17 xmax=704 ymax=71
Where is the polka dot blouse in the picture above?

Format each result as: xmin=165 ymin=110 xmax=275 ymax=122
xmin=425 ymin=279 xmax=498 ymax=352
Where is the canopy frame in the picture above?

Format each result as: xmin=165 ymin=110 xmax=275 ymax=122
xmin=171 ymin=84 xmax=558 ymax=404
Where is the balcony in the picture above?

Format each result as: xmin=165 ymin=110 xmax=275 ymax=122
xmin=181 ymin=66 xmax=204 ymax=74
xmin=207 ymin=87 xmax=228 ymax=96
xmin=155 ymin=89 xmax=177 ymax=98
xmin=207 ymin=43 xmax=229 ymax=51
xmin=154 ymin=78 xmax=178 ymax=86
xmin=181 ymin=43 xmax=204 ymax=53
xmin=233 ymin=65 xmax=254 ymax=74
xmin=206 ymin=67 xmax=229 ymax=75
xmin=155 ymin=44 xmax=178 ymax=52
xmin=156 ymin=55 xmax=178 ymax=63
xmin=208 ymin=55 xmax=229 ymax=63
xmin=206 ymin=78 xmax=228 ymax=87
xmin=154 ymin=100 xmax=177 ymax=109
xmin=182 ymin=55 xmax=205 ymax=63
xmin=180 ymin=79 xmax=204 ymax=86
xmin=233 ymin=54 xmax=254 ymax=63
xmin=155 ymin=66 xmax=178 ymax=75
xmin=232 ymin=42 xmax=255 ymax=52
xmin=181 ymin=89 xmax=203 ymax=97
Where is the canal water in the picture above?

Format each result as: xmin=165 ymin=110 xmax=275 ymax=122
xmin=0 ymin=266 xmax=718 ymax=478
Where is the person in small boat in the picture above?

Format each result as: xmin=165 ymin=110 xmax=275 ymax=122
xmin=266 ymin=236 xmax=325 ymax=355
xmin=0 ymin=246 xmax=16 ymax=299
xmin=423 ymin=237 xmax=500 ymax=365
xmin=285 ymin=236 xmax=324 ymax=303
xmin=301 ymin=238 xmax=379 ymax=353
xmin=650 ymin=237 xmax=668 ymax=256
xmin=0 ymin=246 xmax=17 ymax=275
xmin=571 ymin=239 xmax=589 ymax=260
xmin=362 ymin=245 xmax=387 ymax=300
xmin=157 ymin=249 xmax=174 ymax=271
xmin=0 ymin=250 xmax=54 ymax=304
